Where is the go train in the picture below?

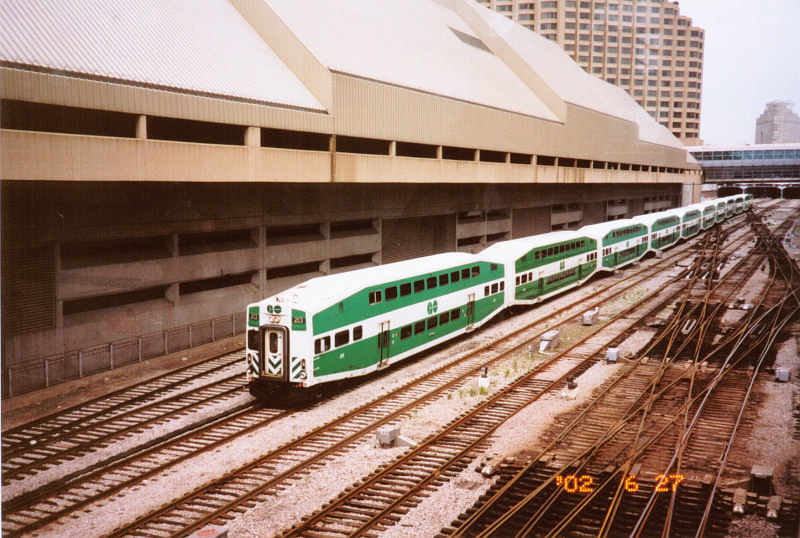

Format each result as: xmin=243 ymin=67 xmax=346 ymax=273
xmin=245 ymin=194 xmax=751 ymax=398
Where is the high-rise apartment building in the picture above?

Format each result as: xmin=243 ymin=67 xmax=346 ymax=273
xmin=478 ymin=0 xmax=704 ymax=143
xmin=755 ymin=101 xmax=800 ymax=144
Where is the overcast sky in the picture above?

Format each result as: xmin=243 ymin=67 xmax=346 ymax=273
xmin=672 ymin=0 xmax=800 ymax=147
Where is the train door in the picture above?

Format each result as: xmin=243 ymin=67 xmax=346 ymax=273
xmin=262 ymin=326 xmax=289 ymax=381
xmin=378 ymin=321 xmax=391 ymax=368
xmin=465 ymin=294 xmax=476 ymax=330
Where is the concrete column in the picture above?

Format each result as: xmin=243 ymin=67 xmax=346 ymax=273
xmin=436 ymin=146 xmax=443 ymax=160
xmin=389 ymin=141 xmax=396 ymax=157
xmin=245 ymin=126 xmax=261 ymax=148
xmin=166 ymin=283 xmax=179 ymax=306
xmin=136 ymin=115 xmax=147 ymax=139
xmin=54 ymin=243 xmax=63 ymax=329
xmin=258 ymin=225 xmax=267 ymax=296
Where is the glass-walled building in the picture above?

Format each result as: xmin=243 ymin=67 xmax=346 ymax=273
xmin=688 ymin=144 xmax=800 ymax=181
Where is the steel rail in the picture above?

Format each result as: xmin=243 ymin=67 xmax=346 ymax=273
xmin=630 ymin=214 xmax=800 ymax=537
xmin=1 ymin=351 xmax=244 ymax=458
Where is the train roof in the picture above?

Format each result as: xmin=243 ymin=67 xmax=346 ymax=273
xmin=632 ymin=212 xmax=680 ymax=226
xmin=274 ymin=252 xmax=480 ymax=308
xmin=479 ymin=230 xmax=586 ymax=261
xmin=579 ymin=218 xmax=644 ymax=238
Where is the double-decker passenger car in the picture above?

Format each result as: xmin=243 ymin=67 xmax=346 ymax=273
xmin=579 ymin=219 xmax=648 ymax=271
xmin=480 ymin=230 xmax=598 ymax=306
xmin=245 ymin=197 xmax=750 ymax=399
xmin=671 ymin=205 xmax=702 ymax=239
xmin=744 ymin=194 xmax=753 ymax=211
xmin=697 ymin=200 xmax=718 ymax=230
xmin=634 ymin=212 xmax=682 ymax=253
xmin=245 ymin=253 xmax=504 ymax=396
xmin=715 ymin=199 xmax=727 ymax=223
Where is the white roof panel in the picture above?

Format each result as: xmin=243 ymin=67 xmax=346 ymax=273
xmin=0 ymin=0 xmax=325 ymax=111
xmin=479 ymin=7 xmax=683 ymax=149
xmin=480 ymin=231 xmax=585 ymax=261
xmin=266 ymin=0 xmax=558 ymax=121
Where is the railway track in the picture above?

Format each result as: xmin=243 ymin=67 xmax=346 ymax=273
xmin=1 ymin=350 xmax=244 ymax=459
xmin=1 ymin=214 xmax=759 ymax=537
xmin=441 ymin=208 xmax=800 ymax=538
xmin=105 ymin=224 xmax=748 ymax=537
xmin=1 ymin=363 xmax=248 ymax=485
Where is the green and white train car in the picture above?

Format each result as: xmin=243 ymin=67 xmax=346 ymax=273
xmin=744 ymin=194 xmax=753 ymax=211
xmin=633 ymin=212 xmax=682 ymax=253
xmin=579 ymin=219 xmax=648 ymax=272
xmin=245 ymin=253 xmax=505 ymax=395
xmin=671 ymin=205 xmax=703 ymax=239
xmin=480 ymin=230 xmax=598 ymax=306
xmin=697 ymin=200 xmax=718 ymax=230
xmin=715 ymin=199 xmax=727 ymax=223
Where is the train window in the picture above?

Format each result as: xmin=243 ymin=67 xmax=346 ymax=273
xmin=500 ymin=282 xmax=505 ymax=291
xmin=269 ymin=332 xmax=280 ymax=353
xmin=548 ymin=247 xmax=554 ymax=257
xmin=491 ymin=264 xmax=498 ymax=271
xmin=450 ymin=271 xmax=460 ymax=283
xmin=484 ymin=285 xmax=490 ymax=296
xmin=472 ymin=266 xmax=480 ymax=277
xmin=439 ymin=311 xmax=450 ymax=325
xmin=427 ymin=316 xmax=438 ymax=330
xmin=353 ymin=326 xmax=363 ymax=341
xmin=385 ymin=286 xmax=398 ymax=301
xmin=247 ymin=330 xmax=259 ymax=351
xmin=369 ymin=291 xmax=382 ymax=305
xmin=535 ymin=251 xmax=540 ymax=260
xmin=400 ymin=283 xmax=412 ymax=297
xmin=315 ymin=336 xmax=331 ymax=354
xmin=414 ymin=321 xmax=425 ymax=334
xmin=427 ymin=276 xmax=437 ymax=290
xmin=560 ymin=245 xmax=565 ymax=253
xmin=400 ymin=325 xmax=412 ymax=340
xmin=491 ymin=283 xmax=498 ymax=294
xmin=335 ymin=330 xmax=350 ymax=347
xmin=516 ymin=276 xmax=521 ymax=285
xmin=451 ymin=308 xmax=460 ymax=321
xmin=522 ymin=274 xmax=528 ymax=284
xmin=461 ymin=268 xmax=470 ymax=280
xmin=439 ymin=274 xmax=449 ymax=286
xmin=414 ymin=280 xmax=425 ymax=293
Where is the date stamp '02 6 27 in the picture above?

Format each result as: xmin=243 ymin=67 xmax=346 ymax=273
xmin=554 ymin=474 xmax=685 ymax=493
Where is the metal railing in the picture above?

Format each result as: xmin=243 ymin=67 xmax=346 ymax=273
xmin=3 ymin=313 xmax=246 ymax=399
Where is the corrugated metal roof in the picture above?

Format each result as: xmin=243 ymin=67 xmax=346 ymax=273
xmin=266 ymin=0 xmax=559 ymax=121
xmin=0 ymin=0 xmax=325 ymax=111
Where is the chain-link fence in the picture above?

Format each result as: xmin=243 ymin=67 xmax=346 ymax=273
xmin=3 ymin=313 xmax=245 ymax=399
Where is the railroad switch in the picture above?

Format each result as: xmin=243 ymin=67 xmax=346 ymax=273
xmin=477 ymin=454 xmax=514 ymax=477
xmin=376 ymin=425 xmax=416 ymax=448
xmin=750 ymin=465 xmax=775 ymax=497
xmin=188 ymin=525 xmax=228 ymax=538
xmin=540 ymin=329 xmax=561 ymax=353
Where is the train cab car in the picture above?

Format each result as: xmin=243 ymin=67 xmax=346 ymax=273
xmin=715 ymin=198 xmax=727 ymax=223
xmin=733 ymin=195 xmax=745 ymax=214
xmin=479 ymin=230 xmax=597 ymax=307
xmin=245 ymin=253 xmax=505 ymax=397
xmin=633 ymin=212 xmax=681 ymax=254
xmin=744 ymin=194 xmax=753 ymax=211
xmin=698 ymin=200 xmax=717 ymax=230
xmin=670 ymin=205 xmax=702 ymax=239
xmin=579 ymin=219 xmax=648 ymax=272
